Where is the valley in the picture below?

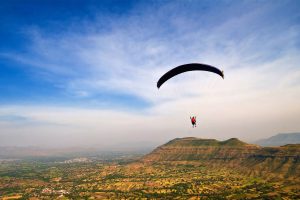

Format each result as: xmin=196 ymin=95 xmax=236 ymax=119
xmin=0 ymin=137 xmax=299 ymax=199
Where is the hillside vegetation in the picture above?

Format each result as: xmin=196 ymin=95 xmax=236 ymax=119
xmin=142 ymin=137 xmax=300 ymax=180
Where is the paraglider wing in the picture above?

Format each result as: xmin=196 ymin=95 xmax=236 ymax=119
xmin=157 ymin=63 xmax=224 ymax=89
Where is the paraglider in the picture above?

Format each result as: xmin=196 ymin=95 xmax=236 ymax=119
xmin=190 ymin=116 xmax=196 ymax=128
xmin=157 ymin=63 xmax=224 ymax=89
xmin=157 ymin=63 xmax=224 ymax=128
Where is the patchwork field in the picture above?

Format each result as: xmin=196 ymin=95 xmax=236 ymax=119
xmin=0 ymin=160 xmax=299 ymax=199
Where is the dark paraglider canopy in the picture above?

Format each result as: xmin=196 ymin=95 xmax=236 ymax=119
xmin=157 ymin=63 xmax=224 ymax=89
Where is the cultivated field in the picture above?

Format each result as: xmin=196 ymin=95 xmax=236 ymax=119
xmin=0 ymin=159 xmax=299 ymax=199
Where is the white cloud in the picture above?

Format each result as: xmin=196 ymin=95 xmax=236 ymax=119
xmin=1 ymin=1 xmax=300 ymax=147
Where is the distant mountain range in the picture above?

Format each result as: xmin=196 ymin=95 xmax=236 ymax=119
xmin=142 ymin=137 xmax=300 ymax=180
xmin=254 ymin=132 xmax=300 ymax=146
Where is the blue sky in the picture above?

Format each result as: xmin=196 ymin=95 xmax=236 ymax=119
xmin=0 ymin=0 xmax=300 ymax=148
xmin=0 ymin=0 xmax=147 ymax=109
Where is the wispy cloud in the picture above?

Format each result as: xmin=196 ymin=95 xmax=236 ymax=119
xmin=3 ymin=1 xmax=299 ymax=100
xmin=1 ymin=1 xmax=300 ymax=146
xmin=0 ymin=114 xmax=29 ymax=122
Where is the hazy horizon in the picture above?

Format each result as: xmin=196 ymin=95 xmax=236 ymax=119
xmin=1 ymin=0 xmax=300 ymax=148
xmin=0 ymin=132 xmax=299 ymax=149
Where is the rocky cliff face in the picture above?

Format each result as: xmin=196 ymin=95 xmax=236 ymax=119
xmin=243 ymin=144 xmax=300 ymax=179
xmin=142 ymin=137 xmax=300 ymax=179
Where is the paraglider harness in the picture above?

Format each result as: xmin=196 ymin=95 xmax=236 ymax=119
xmin=190 ymin=116 xmax=196 ymax=128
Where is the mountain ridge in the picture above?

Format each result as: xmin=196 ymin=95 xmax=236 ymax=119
xmin=254 ymin=132 xmax=300 ymax=146
xmin=142 ymin=137 xmax=300 ymax=180
xmin=166 ymin=137 xmax=257 ymax=147
xmin=142 ymin=137 xmax=261 ymax=162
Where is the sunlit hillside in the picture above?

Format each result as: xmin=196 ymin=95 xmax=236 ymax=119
xmin=1 ymin=137 xmax=299 ymax=199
